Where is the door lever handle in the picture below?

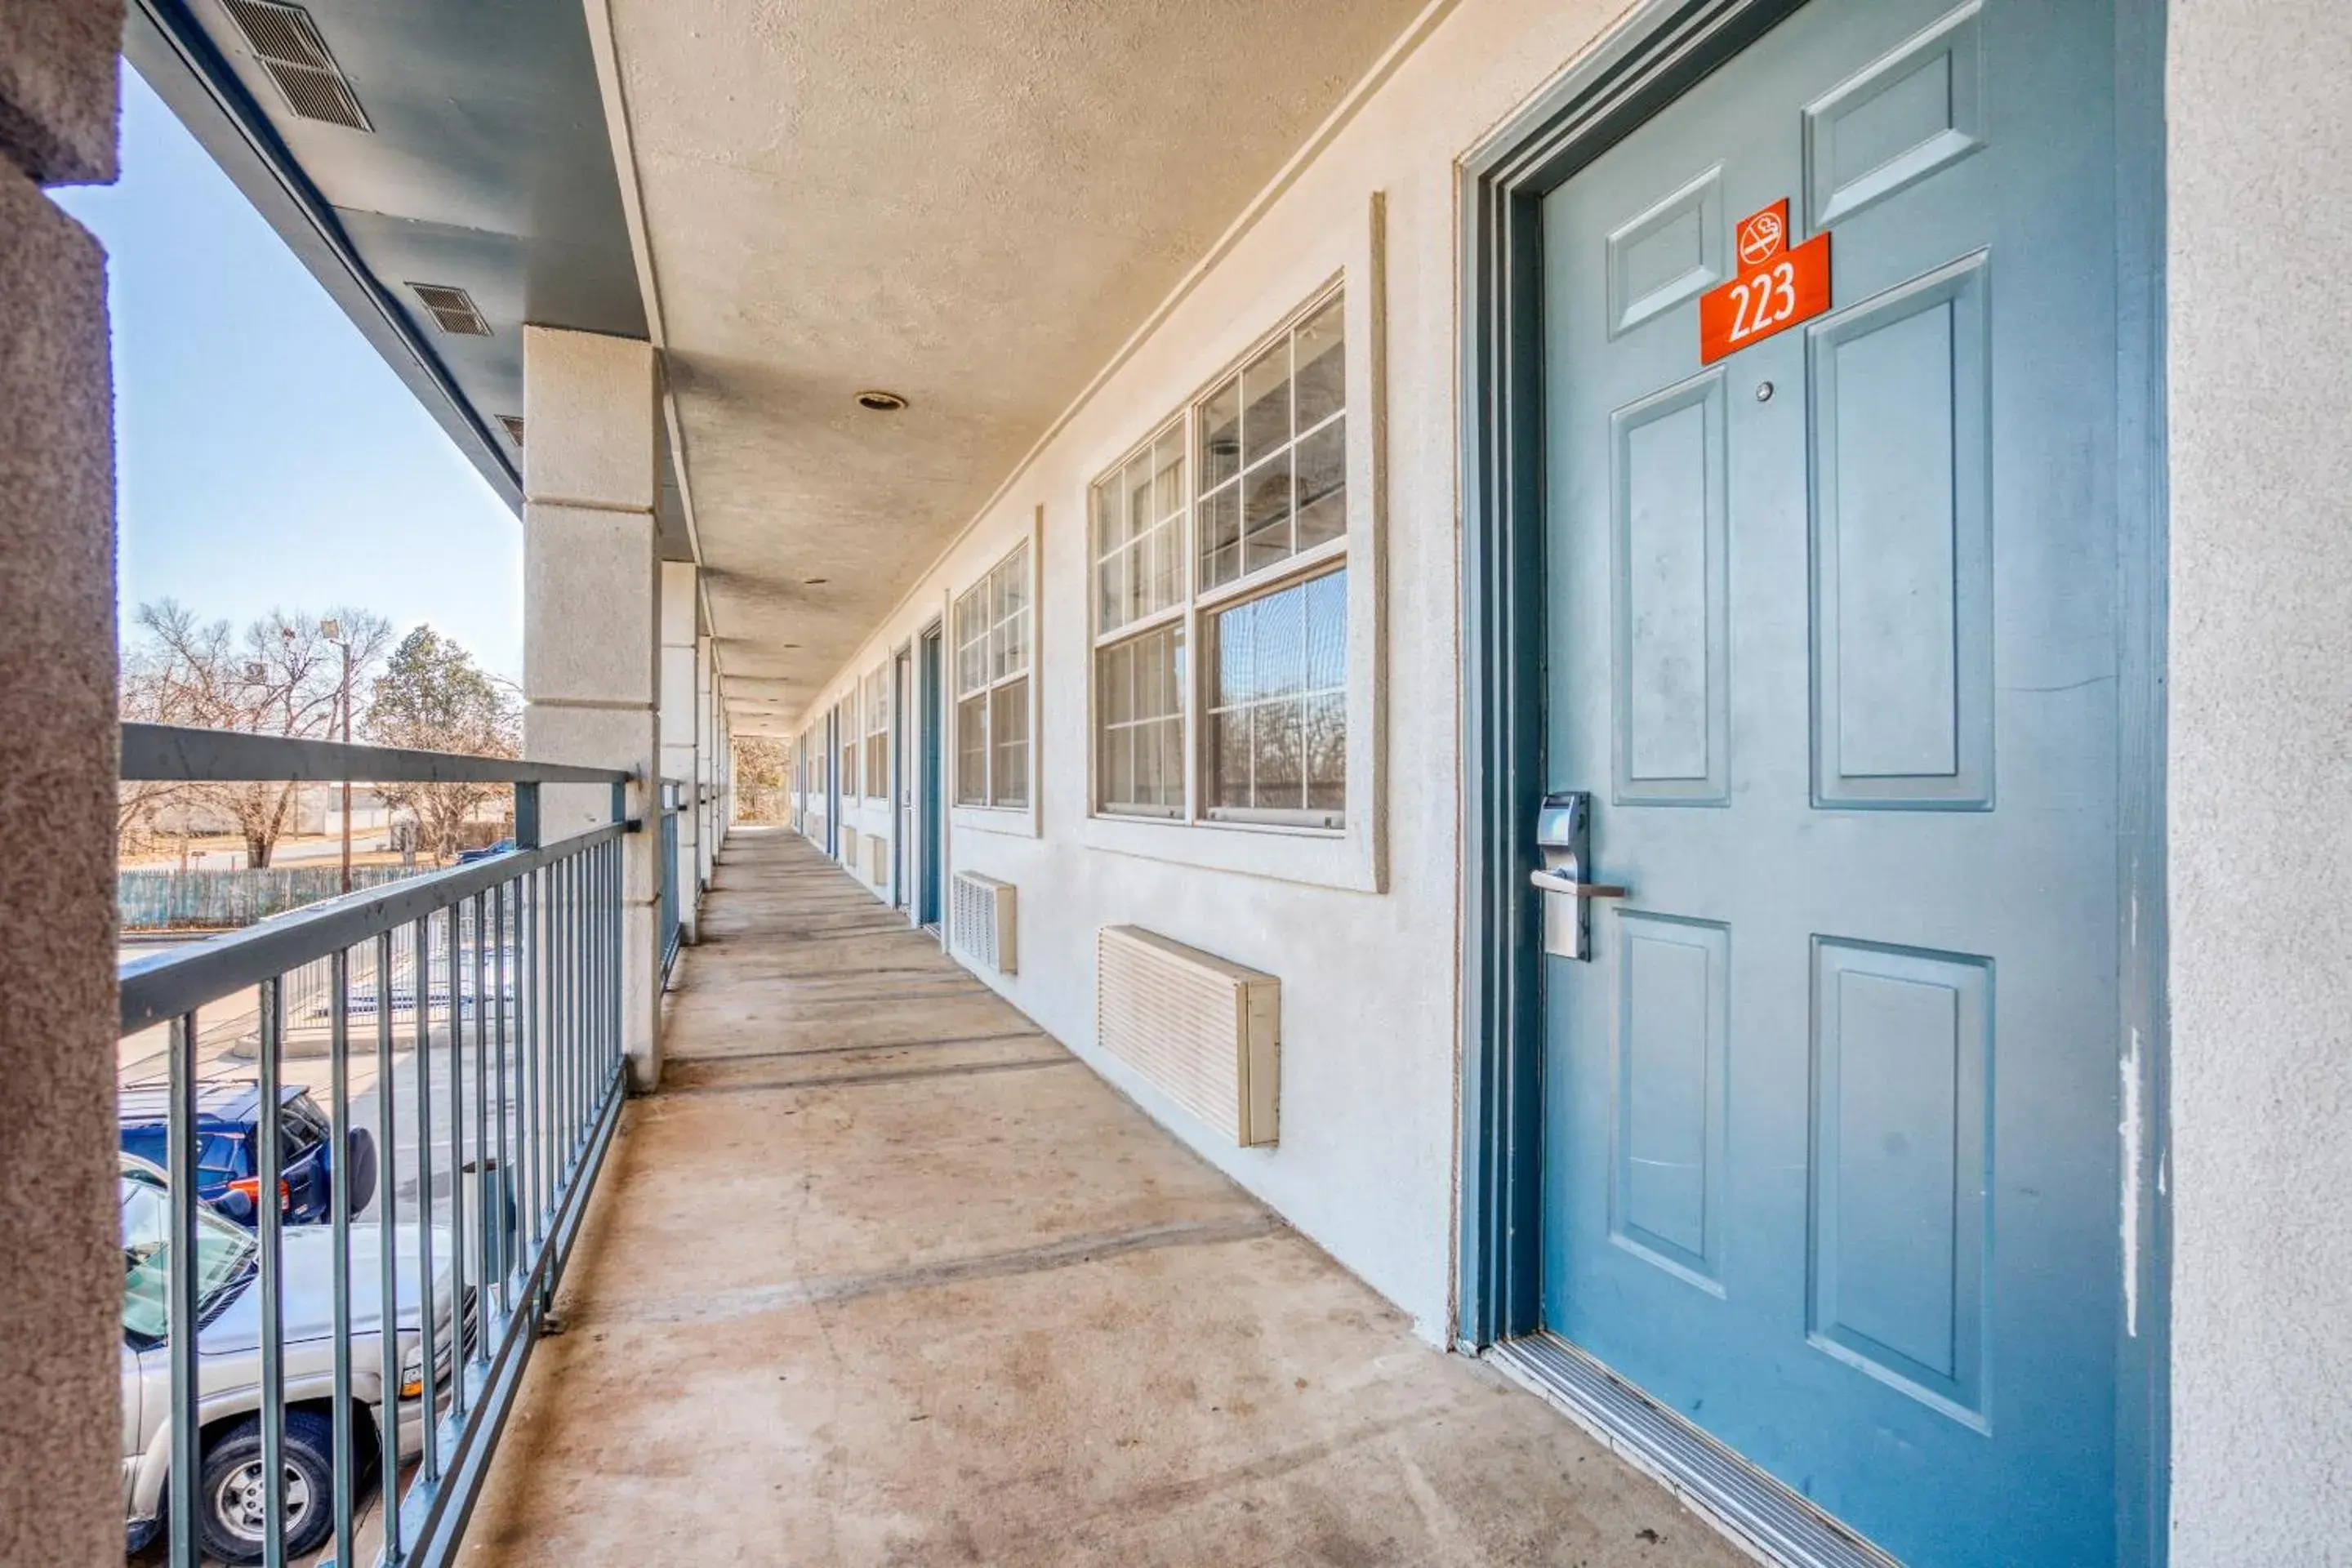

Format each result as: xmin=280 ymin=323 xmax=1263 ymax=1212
xmin=1530 ymin=791 xmax=1619 ymax=960
xmin=1529 ymin=867 xmax=1628 ymax=899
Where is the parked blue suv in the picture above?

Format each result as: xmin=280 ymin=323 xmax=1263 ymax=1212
xmin=118 ymin=1081 xmax=376 ymax=1227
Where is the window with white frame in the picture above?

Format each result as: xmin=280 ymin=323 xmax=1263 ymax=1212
xmin=862 ymin=666 xmax=889 ymax=800
xmin=1092 ymin=423 xmax=1188 ymax=817
xmin=835 ymin=696 xmax=858 ymax=803
xmin=953 ymin=541 xmax=1031 ymax=809
xmin=1089 ymin=287 xmax=1348 ymax=829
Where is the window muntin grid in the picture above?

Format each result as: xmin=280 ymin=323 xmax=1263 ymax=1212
xmin=862 ymin=666 xmax=889 ymax=800
xmin=1198 ymin=294 xmax=1344 ymax=592
xmin=1094 ymin=425 xmax=1187 ymax=637
xmin=953 ymin=541 xmax=1032 ymax=809
xmin=835 ymin=697 xmax=858 ymax=802
xmin=1205 ymin=566 xmax=1346 ymax=826
xmin=1096 ymin=621 xmax=1186 ymax=817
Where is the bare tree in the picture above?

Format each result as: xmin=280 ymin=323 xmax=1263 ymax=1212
xmin=364 ymin=626 xmax=519 ymax=863
xmin=116 ymin=610 xmax=207 ymax=856
xmin=118 ymin=600 xmax=393 ymax=866
xmin=733 ymin=736 xmax=788 ymax=823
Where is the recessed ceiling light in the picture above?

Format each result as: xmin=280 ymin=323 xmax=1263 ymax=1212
xmin=854 ymin=390 xmax=907 ymax=412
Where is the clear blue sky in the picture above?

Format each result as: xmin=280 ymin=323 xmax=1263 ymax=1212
xmin=48 ymin=64 xmax=523 ymax=682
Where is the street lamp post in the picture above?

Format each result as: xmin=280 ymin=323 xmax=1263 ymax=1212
xmin=322 ymin=619 xmax=354 ymax=893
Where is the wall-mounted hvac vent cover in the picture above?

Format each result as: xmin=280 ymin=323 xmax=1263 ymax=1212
xmin=220 ymin=0 xmax=372 ymax=131
xmin=406 ymin=282 xmax=492 ymax=337
xmin=1096 ymin=925 xmax=1278 ymax=1147
xmin=951 ymin=871 xmax=1016 ymax=975
xmin=496 ymin=415 xmax=525 ymax=447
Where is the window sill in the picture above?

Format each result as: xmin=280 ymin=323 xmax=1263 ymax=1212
xmin=1098 ymin=805 xmax=1185 ymax=823
xmin=1078 ymin=808 xmax=1376 ymax=893
xmin=952 ymin=804 xmax=1040 ymax=840
xmin=1204 ymin=809 xmax=1345 ymax=834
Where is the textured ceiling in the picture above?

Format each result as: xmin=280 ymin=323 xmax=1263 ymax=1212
xmin=605 ymin=0 xmax=1431 ymax=733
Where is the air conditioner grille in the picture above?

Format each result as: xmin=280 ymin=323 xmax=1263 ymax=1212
xmin=952 ymin=871 xmax=1016 ymax=975
xmin=220 ymin=0 xmax=372 ymax=131
xmin=406 ymin=283 xmax=492 ymax=337
xmin=1097 ymin=926 xmax=1278 ymax=1147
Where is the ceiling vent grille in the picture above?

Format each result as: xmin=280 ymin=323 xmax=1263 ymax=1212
xmin=406 ymin=283 xmax=492 ymax=337
xmin=219 ymin=0 xmax=372 ymax=131
xmin=497 ymin=415 xmax=525 ymax=447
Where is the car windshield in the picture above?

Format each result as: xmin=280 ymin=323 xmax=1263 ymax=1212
xmin=121 ymin=1170 xmax=255 ymax=1341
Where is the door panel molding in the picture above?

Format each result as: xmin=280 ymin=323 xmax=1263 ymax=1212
xmin=1806 ymin=252 xmax=1992 ymax=808
xmin=1802 ymin=0 xmax=1986 ymax=230
xmin=1612 ymin=911 xmax=1730 ymax=1291
xmin=1612 ymin=369 xmax=1731 ymax=804
xmin=1807 ymin=935 xmax=1991 ymax=1428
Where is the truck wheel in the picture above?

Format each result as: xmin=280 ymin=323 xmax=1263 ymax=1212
xmin=195 ymin=1410 xmax=336 ymax=1562
xmin=345 ymin=1125 xmax=378 ymax=1216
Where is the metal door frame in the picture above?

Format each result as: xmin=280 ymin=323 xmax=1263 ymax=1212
xmin=1450 ymin=1 xmax=2172 ymax=1560
xmin=893 ymin=643 xmax=914 ymax=912
xmin=823 ymin=706 xmax=840 ymax=859
xmin=917 ymin=620 xmax=947 ymax=934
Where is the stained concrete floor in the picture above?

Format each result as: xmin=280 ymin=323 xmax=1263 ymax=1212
xmin=460 ymin=827 xmax=1748 ymax=1567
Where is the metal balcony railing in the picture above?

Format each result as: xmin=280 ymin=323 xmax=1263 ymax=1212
xmin=117 ymin=724 xmax=636 ymax=1568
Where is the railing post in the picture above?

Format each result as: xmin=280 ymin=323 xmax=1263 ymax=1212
xmin=167 ymin=1012 xmax=202 ymax=1568
xmin=256 ymin=976 xmax=288 ymax=1567
xmin=328 ymin=949 xmax=355 ymax=1568
xmin=515 ymin=781 xmax=541 ymax=850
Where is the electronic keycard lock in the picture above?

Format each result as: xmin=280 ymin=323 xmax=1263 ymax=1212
xmin=1530 ymin=791 xmax=1627 ymax=961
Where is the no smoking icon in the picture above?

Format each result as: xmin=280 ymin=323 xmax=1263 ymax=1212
xmin=1736 ymin=199 xmax=1789 ymax=265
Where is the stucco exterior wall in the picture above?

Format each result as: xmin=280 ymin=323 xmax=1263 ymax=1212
xmin=791 ymin=0 xmax=1642 ymax=1339
xmin=2166 ymin=2 xmax=2352 ymax=1561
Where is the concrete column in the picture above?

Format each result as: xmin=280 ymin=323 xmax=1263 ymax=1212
xmin=522 ymin=326 xmax=664 ymax=1089
xmin=658 ymin=560 xmax=699 ymax=942
xmin=0 ymin=4 xmax=124 ymax=1562
xmin=2168 ymin=5 xmax=2352 ymax=1562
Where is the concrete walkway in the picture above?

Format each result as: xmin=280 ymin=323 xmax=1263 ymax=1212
xmin=462 ymin=827 xmax=1745 ymax=1566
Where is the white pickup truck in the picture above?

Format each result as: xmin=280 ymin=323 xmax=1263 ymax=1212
xmin=118 ymin=1153 xmax=466 ymax=1562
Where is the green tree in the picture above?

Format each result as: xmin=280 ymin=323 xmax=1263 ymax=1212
xmin=364 ymin=626 xmax=519 ymax=862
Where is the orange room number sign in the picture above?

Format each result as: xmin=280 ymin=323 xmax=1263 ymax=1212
xmin=1699 ymin=199 xmax=1831 ymax=364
